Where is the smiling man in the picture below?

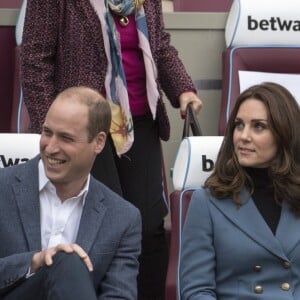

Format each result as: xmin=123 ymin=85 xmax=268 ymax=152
xmin=0 ymin=86 xmax=142 ymax=300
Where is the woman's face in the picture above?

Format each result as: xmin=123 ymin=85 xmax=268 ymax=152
xmin=233 ymin=98 xmax=278 ymax=168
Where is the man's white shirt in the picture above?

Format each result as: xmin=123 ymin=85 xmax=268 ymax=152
xmin=38 ymin=160 xmax=89 ymax=249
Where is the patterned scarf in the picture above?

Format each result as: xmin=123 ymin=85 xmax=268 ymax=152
xmin=89 ymin=0 xmax=159 ymax=155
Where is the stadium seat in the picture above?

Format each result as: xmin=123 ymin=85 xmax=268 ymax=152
xmin=0 ymin=133 xmax=40 ymax=168
xmin=165 ymin=136 xmax=223 ymax=299
xmin=165 ymin=189 xmax=195 ymax=300
xmin=219 ymin=46 xmax=300 ymax=134
xmin=173 ymin=0 xmax=232 ymax=12
xmin=10 ymin=45 xmax=30 ymax=132
xmin=10 ymin=0 xmax=30 ymax=133
xmin=219 ymin=0 xmax=300 ymax=134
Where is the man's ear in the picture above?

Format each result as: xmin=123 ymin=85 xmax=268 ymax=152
xmin=94 ymin=132 xmax=107 ymax=154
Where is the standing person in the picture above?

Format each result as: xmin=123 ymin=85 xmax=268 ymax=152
xmin=180 ymin=82 xmax=300 ymax=299
xmin=0 ymin=86 xmax=141 ymax=300
xmin=21 ymin=0 xmax=203 ymax=298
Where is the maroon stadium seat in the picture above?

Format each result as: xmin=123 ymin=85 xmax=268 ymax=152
xmin=219 ymin=46 xmax=300 ymax=134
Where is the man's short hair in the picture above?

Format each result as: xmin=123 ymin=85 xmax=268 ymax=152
xmin=56 ymin=86 xmax=111 ymax=142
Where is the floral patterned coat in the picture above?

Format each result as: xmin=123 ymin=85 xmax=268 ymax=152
xmin=21 ymin=0 xmax=196 ymax=138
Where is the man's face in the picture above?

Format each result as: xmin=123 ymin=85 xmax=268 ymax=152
xmin=40 ymin=98 xmax=105 ymax=192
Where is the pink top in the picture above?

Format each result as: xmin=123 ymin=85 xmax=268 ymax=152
xmin=113 ymin=14 xmax=150 ymax=116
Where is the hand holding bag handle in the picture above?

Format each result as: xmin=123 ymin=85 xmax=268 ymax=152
xmin=173 ymin=105 xmax=223 ymax=190
xmin=182 ymin=103 xmax=202 ymax=139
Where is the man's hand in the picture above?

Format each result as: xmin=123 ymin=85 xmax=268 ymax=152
xmin=179 ymin=91 xmax=203 ymax=118
xmin=30 ymin=243 xmax=93 ymax=273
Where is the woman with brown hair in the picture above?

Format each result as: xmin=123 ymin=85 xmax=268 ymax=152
xmin=180 ymin=82 xmax=300 ymax=300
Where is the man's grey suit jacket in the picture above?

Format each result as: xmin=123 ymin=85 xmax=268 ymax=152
xmin=0 ymin=156 xmax=142 ymax=299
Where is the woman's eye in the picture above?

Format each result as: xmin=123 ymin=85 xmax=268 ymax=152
xmin=254 ymin=122 xmax=266 ymax=131
xmin=234 ymin=121 xmax=244 ymax=130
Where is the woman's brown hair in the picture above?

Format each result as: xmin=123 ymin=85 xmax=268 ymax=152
xmin=205 ymin=82 xmax=300 ymax=213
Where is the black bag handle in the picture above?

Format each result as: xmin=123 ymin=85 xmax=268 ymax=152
xmin=182 ymin=103 xmax=202 ymax=139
